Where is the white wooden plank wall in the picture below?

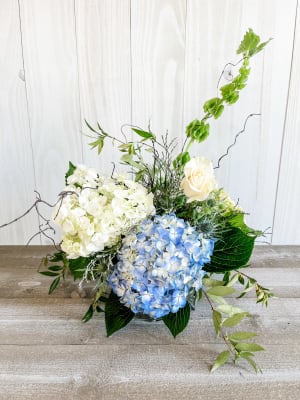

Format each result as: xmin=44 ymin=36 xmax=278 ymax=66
xmin=0 ymin=0 xmax=299 ymax=245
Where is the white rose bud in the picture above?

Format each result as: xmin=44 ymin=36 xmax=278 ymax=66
xmin=180 ymin=157 xmax=217 ymax=202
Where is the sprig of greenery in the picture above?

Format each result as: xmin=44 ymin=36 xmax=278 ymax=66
xmin=202 ymin=281 xmax=264 ymax=373
xmin=39 ymin=251 xmax=69 ymax=294
xmin=236 ymin=271 xmax=274 ymax=306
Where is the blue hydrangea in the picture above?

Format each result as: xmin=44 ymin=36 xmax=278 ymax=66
xmin=108 ymin=214 xmax=214 ymax=319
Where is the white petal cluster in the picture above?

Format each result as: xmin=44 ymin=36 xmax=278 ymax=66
xmin=53 ymin=164 xmax=155 ymax=259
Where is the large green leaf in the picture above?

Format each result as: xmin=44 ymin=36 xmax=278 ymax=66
xmin=204 ymin=227 xmax=255 ymax=273
xmin=162 ymin=303 xmax=190 ymax=338
xmin=105 ymin=291 xmax=135 ymax=337
xmin=228 ymin=213 xmax=262 ymax=236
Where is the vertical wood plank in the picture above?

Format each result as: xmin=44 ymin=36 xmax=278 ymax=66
xmin=131 ymin=0 xmax=186 ymax=149
xmin=75 ymin=0 xmax=131 ymax=175
xmin=0 ymin=0 xmax=38 ymax=244
xmin=184 ymin=0 xmax=297 ymax=236
xmin=273 ymin=2 xmax=300 ymax=244
xmin=19 ymin=0 xmax=82 ymax=244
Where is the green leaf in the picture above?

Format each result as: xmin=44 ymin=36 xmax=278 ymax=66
xmin=202 ymin=278 xmax=225 ymax=287
xmin=235 ymin=342 xmax=264 ymax=352
xmin=204 ymin=227 xmax=256 ymax=273
xmin=226 ymin=273 xmax=239 ymax=287
xmin=228 ymin=213 xmax=262 ymax=237
xmin=40 ymin=271 xmax=59 ymax=277
xmin=216 ymin=305 xmax=244 ymax=316
xmin=84 ymin=119 xmax=99 ymax=134
xmin=48 ymin=276 xmax=60 ymax=294
xmin=82 ymin=304 xmax=94 ymax=323
xmin=121 ymin=154 xmax=144 ymax=170
xmin=211 ymin=350 xmax=231 ymax=373
xmin=49 ymin=252 xmax=65 ymax=262
xmin=89 ymin=137 xmax=104 ymax=154
xmin=68 ymin=257 xmax=92 ymax=280
xmin=105 ymin=291 xmax=135 ymax=337
xmin=207 ymin=294 xmax=228 ymax=305
xmin=212 ymin=310 xmax=222 ymax=335
xmin=222 ymin=312 xmax=249 ymax=327
xmin=197 ymin=288 xmax=203 ymax=301
xmin=207 ymin=286 xmax=235 ymax=297
xmin=65 ymin=161 xmax=76 ymax=184
xmin=228 ymin=331 xmax=257 ymax=341
xmin=48 ymin=265 xmax=62 ymax=272
xmin=162 ymin=303 xmax=190 ymax=338
xmin=132 ymin=128 xmax=155 ymax=140
xmin=240 ymin=353 xmax=261 ymax=373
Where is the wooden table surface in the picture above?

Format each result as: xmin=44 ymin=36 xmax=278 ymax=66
xmin=0 ymin=245 xmax=299 ymax=400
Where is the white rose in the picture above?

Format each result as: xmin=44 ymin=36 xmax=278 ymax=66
xmin=180 ymin=157 xmax=217 ymax=202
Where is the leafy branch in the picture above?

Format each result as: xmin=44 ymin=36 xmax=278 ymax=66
xmin=202 ymin=281 xmax=264 ymax=373
xmin=39 ymin=251 xmax=69 ymax=294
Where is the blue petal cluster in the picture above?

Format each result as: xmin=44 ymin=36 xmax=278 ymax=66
xmin=109 ymin=214 xmax=214 ymax=319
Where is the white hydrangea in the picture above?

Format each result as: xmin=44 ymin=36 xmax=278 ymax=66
xmin=53 ymin=164 xmax=155 ymax=259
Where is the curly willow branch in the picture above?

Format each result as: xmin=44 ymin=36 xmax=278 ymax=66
xmin=214 ymin=113 xmax=261 ymax=170
xmin=0 ymin=190 xmax=75 ymax=247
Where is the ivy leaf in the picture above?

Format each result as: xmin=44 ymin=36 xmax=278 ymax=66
xmin=204 ymin=227 xmax=256 ymax=273
xmin=162 ymin=303 xmax=190 ymax=338
xmin=65 ymin=161 xmax=76 ymax=184
xmin=211 ymin=350 xmax=231 ymax=373
xmin=105 ymin=291 xmax=135 ymax=337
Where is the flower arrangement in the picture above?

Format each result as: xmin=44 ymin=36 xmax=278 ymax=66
xmin=2 ymin=29 xmax=274 ymax=372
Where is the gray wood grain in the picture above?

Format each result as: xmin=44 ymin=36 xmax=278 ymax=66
xmin=0 ymin=245 xmax=299 ymax=399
